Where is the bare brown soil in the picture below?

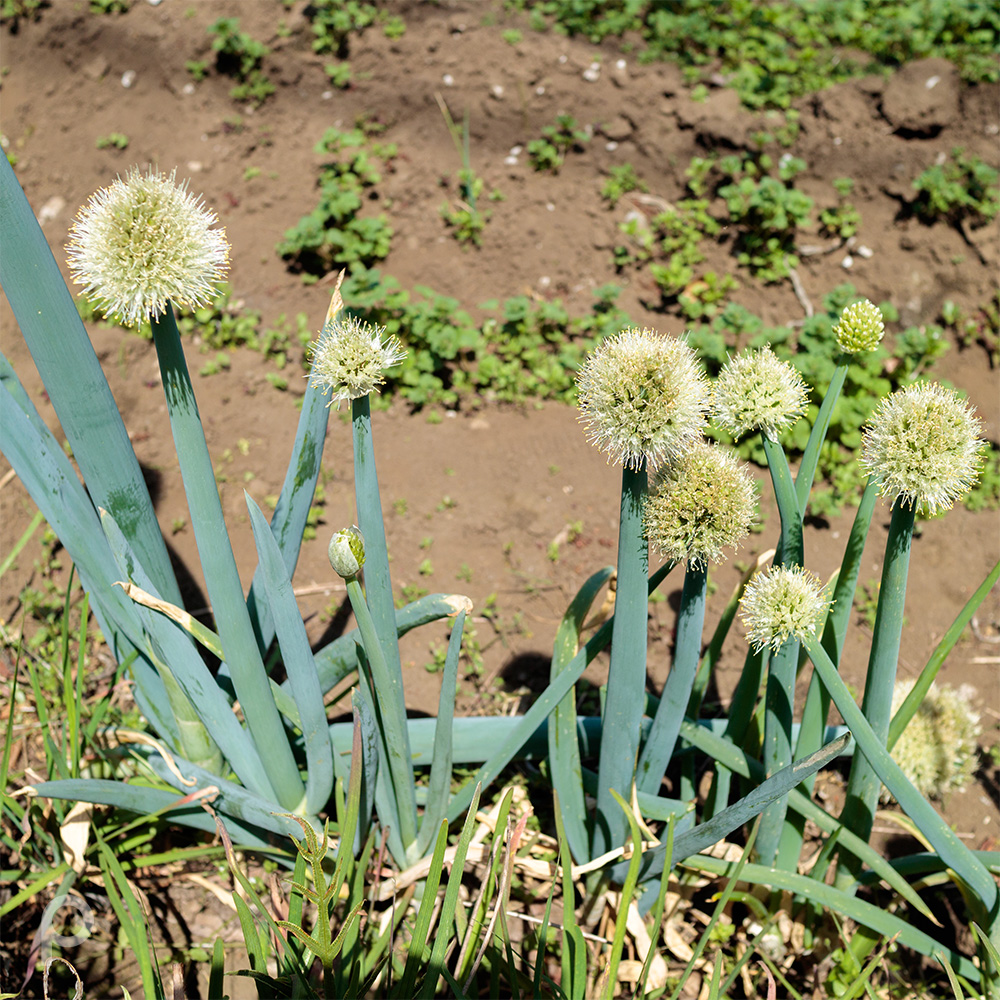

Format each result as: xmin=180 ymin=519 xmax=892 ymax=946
xmin=1 ymin=2 xmax=999 ymax=996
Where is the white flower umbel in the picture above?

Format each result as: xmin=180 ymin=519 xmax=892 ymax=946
xmin=309 ymin=312 xmax=406 ymax=407
xmin=740 ymin=564 xmax=830 ymax=652
xmin=883 ymin=680 xmax=981 ymax=802
xmin=860 ymin=381 xmax=984 ymax=514
xmin=643 ymin=440 xmax=756 ymax=569
xmin=576 ymin=326 xmax=708 ymax=470
xmin=713 ymin=346 xmax=808 ymax=441
xmin=834 ymin=298 xmax=884 ymax=354
xmin=67 ymin=167 xmax=229 ymax=327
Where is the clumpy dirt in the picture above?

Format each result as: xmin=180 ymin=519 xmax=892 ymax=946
xmin=1 ymin=1 xmax=999 ymax=996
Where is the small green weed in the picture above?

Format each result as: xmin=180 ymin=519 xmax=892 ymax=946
xmin=0 ymin=0 xmax=44 ymax=25
xmin=440 ymin=168 xmax=497 ymax=246
xmin=819 ymin=177 xmax=862 ymax=240
xmin=527 ymin=114 xmax=590 ymax=173
xmin=305 ymin=0 xmax=378 ymax=57
xmin=95 ymin=132 xmax=129 ymax=150
xmin=600 ymin=163 xmax=647 ymax=207
xmin=912 ymin=148 xmax=1000 ymax=229
xmin=324 ymin=60 xmax=353 ymax=89
xmin=206 ymin=17 xmax=274 ymax=106
xmin=942 ymin=291 xmax=999 ymax=365
xmin=277 ymin=127 xmax=395 ymax=278
xmin=718 ymin=163 xmax=813 ymax=282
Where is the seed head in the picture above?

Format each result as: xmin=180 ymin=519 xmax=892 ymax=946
xmin=66 ymin=167 xmax=229 ymax=327
xmin=643 ymin=440 xmax=756 ymax=568
xmin=883 ymin=680 xmax=981 ymax=802
xmin=576 ymin=327 xmax=708 ymax=470
xmin=328 ymin=526 xmax=366 ymax=579
xmin=739 ymin=565 xmax=830 ymax=652
xmin=833 ymin=298 xmax=884 ymax=354
xmin=713 ymin=346 xmax=808 ymax=441
xmin=309 ymin=307 xmax=406 ymax=407
xmin=860 ymin=381 xmax=983 ymax=514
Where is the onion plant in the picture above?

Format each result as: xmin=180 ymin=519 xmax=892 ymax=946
xmin=4 ymin=154 xmax=998 ymax=994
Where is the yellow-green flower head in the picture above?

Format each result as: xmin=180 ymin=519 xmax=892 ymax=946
xmin=66 ymin=166 xmax=229 ymax=327
xmin=576 ymin=327 xmax=708 ymax=470
xmin=643 ymin=440 xmax=756 ymax=569
xmin=713 ymin=346 xmax=808 ymax=441
xmin=860 ymin=381 xmax=983 ymax=514
xmin=833 ymin=298 xmax=884 ymax=354
xmin=882 ymin=680 xmax=981 ymax=802
xmin=328 ymin=526 xmax=365 ymax=579
xmin=739 ymin=565 xmax=830 ymax=652
xmin=309 ymin=313 xmax=406 ymax=407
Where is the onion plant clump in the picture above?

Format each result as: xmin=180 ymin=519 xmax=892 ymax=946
xmin=3 ymin=154 xmax=999 ymax=996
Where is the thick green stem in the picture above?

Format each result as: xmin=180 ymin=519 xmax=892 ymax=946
xmin=835 ymin=500 xmax=915 ymax=888
xmin=755 ymin=636 xmax=799 ymax=866
xmin=350 ymin=394 xmax=417 ymax=854
xmin=756 ymin=431 xmax=804 ymax=863
xmin=345 ymin=577 xmax=417 ymax=853
xmin=635 ymin=563 xmax=707 ymax=796
xmin=778 ymin=479 xmax=879 ymax=870
xmin=593 ymin=463 xmax=648 ymax=858
xmin=150 ymin=308 xmax=303 ymax=810
xmin=762 ymin=432 xmax=803 ymax=568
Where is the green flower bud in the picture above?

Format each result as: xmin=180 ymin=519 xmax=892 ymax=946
xmin=884 ymin=680 xmax=981 ymax=802
xmin=66 ymin=167 xmax=229 ymax=327
xmin=328 ymin=526 xmax=365 ymax=579
xmin=309 ymin=310 xmax=406 ymax=407
xmin=833 ymin=299 xmax=884 ymax=354
xmin=860 ymin=381 xmax=983 ymax=514
xmin=713 ymin=346 xmax=808 ymax=441
xmin=643 ymin=440 xmax=756 ymax=568
xmin=576 ymin=326 xmax=708 ymax=470
xmin=739 ymin=565 xmax=830 ymax=652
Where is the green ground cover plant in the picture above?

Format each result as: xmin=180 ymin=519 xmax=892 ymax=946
xmin=190 ymin=16 xmax=275 ymax=107
xmin=912 ymin=147 xmax=1000 ymax=228
xmin=277 ymin=125 xmax=395 ymax=278
xmin=527 ymin=113 xmax=591 ymax=173
xmin=512 ymin=0 xmax=1000 ymax=107
xmin=4 ymin=155 xmax=1000 ymax=997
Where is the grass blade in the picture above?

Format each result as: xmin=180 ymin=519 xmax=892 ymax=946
xmin=399 ymin=818 xmax=450 ymax=996
xmin=416 ymin=606 xmax=468 ymax=857
xmin=667 ymin=823 xmax=759 ymax=1000
xmin=416 ymin=783 xmax=483 ymax=1000
xmin=549 ymin=566 xmax=614 ymax=863
xmin=601 ymin=790 xmax=645 ymax=1000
